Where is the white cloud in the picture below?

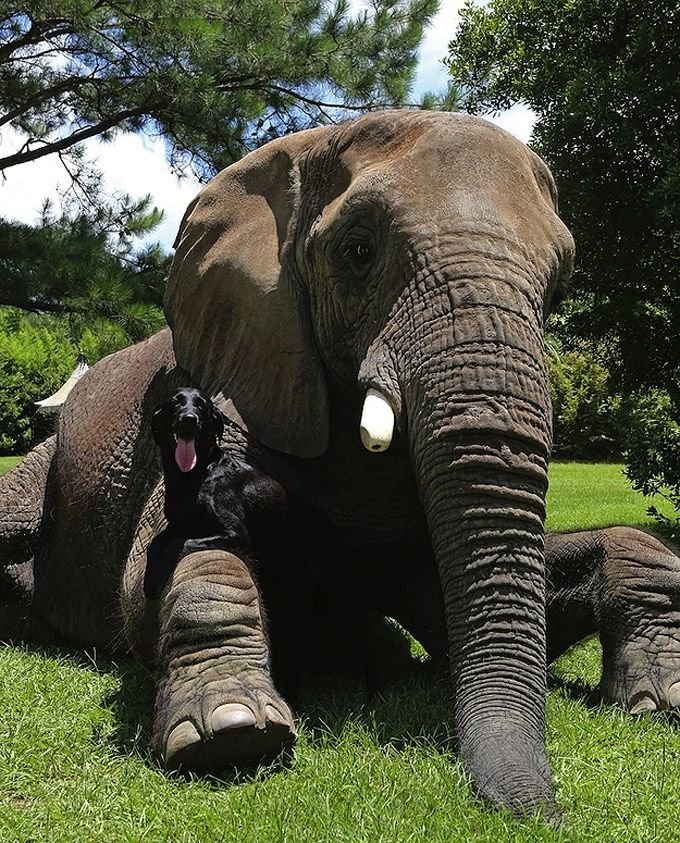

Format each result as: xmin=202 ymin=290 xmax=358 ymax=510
xmin=411 ymin=0 xmax=463 ymax=98
xmin=486 ymin=103 xmax=537 ymax=145
xmin=0 ymin=127 xmax=200 ymax=249
xmin=91 ymin=133 xmax=201 ymax=247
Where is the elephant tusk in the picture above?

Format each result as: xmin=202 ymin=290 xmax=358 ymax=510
xmin=360 ymin=389 xmax=395 ymax=453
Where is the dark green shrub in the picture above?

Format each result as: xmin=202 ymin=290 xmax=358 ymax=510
xmin=623 ymin=390 xmax=680 ymax=539
xmin=547 ymin=339 xmax=624 ymax=459
xmin=0 ymin=309 xmax=75 ymax=453
xmin=0 ymin=309 xmax=137 ymax=454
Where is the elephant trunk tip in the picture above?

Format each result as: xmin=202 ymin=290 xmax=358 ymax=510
xmin=359 ymin=389 xmax=395 ymax=453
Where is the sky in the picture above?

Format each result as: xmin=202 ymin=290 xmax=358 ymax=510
xmin=0 ymin=1 xmax=536 ymax=251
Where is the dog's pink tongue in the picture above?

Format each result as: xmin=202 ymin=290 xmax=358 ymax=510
xmin=175 ymin=437 xmax=197 ymax=473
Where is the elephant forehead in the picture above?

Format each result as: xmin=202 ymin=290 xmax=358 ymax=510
xmin=340 ymin=112 xmax=532 ymax=184
xmin=320 ymin=115 xmax=553 ymax=236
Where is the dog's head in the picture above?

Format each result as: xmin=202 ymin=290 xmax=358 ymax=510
xmin=152 ymin=388 xmax=225 ymax=473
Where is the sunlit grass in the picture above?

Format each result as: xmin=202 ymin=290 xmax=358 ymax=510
xmin=546 ymin=461 xmax=676 ymax=533
xmin=0 ymin=457 xmax=21 ymax=475
xmin=0 ymin=457 xmax=678 ymax=840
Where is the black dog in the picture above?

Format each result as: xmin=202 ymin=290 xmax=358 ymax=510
xmin=145 ymin=387 xmax=287 ymax=599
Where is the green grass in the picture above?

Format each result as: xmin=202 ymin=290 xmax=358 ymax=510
xmin=0 ymin=457 xmax=21 ymax=475
xmin=0 ymin=459 xmax=678 ymax=841
xmin=546 ymin=461 xmax=677 ymax=533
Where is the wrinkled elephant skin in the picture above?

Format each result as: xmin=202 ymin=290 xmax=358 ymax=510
xmin=1 ymin=111 xmax=680 ymax=818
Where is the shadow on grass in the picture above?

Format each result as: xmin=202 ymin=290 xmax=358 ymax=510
xmin=286 ymin=652 xmax=457 ymax=757
xmin=1 ymin=615 xmax=461 ymax=789
xmin=299 ymin=701 xmax=457 ymax=758
xmin=547 ymin=671 xmax=602 ymax=709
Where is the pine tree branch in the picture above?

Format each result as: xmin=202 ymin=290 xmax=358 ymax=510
xmin=264 ymin=84 xmax=382 ymax=112
xmin=0 ymin=17 xmax=76 ymax=62
xmin=0 ymin=106 xmax=147 ymax=170
xmin=0 ymin=73 xmax=105 ymax=128
xmin=0 ymin=294 xmax=74 ymax=315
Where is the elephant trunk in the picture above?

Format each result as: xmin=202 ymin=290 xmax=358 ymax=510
xmin=399 ymin=270 xmax=555 ymax=811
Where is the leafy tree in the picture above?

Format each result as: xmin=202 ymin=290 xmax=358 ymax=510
xmin=546 ymin=338 xmax=624 ymax=460
xmin=447 ymin=0 xmax=680 ymax=525
xmin=0 ymin=192 xmax=169 ymax=340
xmin=624 ymin=391 xmax=680 ymax=539
xmin=447 ymin=0 xmax=679 ymax=397
xmin=1 ymin=0 xmax=440 ymax=179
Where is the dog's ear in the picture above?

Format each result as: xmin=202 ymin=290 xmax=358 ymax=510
xmin=151 ymin=402 xmax=170 ymax=442
xmin=210 ymin=402 xmax=225 ymax=443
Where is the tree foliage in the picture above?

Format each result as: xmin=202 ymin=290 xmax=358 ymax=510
xmin=624 ymin=391 xmax=680 ymax=539
xmin=546 ymin=338 xmax=624 ymax=460
xmin=1 ymin=0 xmax=439 ymax=179
xmin=447 ymin=0 xmax=680 ymax=400
xmin=0 ymin=193 xmax=169 ymax=339
xmin=448 ymin=0 xmax=680 ymax=525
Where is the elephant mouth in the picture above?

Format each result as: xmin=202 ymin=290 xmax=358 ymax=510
xmin=174 ymin=435 xmax=197 ymax=473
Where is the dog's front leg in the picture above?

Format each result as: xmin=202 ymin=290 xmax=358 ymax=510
xmin=144 ymin=528 xmax=186 ymax=601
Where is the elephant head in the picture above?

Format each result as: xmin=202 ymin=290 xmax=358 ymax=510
xmin=164 ymin=110 xmax=575 ymax=812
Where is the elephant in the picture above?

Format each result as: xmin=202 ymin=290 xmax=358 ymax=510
xmin=2 ymin=109 xmax=680 ymax=816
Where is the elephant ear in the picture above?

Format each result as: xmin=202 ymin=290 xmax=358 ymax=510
xmin=164 ymin=131 xmax=331 ymax=458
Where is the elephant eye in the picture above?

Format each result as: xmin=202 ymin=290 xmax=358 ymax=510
xmin=343 ymin=238 xmax=375 ymax=278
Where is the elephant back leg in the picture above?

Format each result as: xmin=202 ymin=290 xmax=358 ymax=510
xmin=0 ymin=435 xmax=56 ymax=593
xmin=597 ymin=527 xmax=680 ymax=712
xmin=546 ymin=527 xmax=680 ymax=713
xmin=33 ymin=329 xmax=184 ymax=648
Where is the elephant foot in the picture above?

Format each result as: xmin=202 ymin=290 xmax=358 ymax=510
xmin=153 ymin=548 xmax=296 ymax=774
xmin=598 ymin=528 xmax=680 ymax=713
xmin=599 ymin=636 xmax=680 ymax=714
xmin=161 ymin=678 xmax=296 ymax=773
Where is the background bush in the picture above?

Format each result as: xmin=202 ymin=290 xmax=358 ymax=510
xmin=623 ymin=389 xmax=680 ymax=538
xmin=546 ymin=338 xmax=624 ymax=459
xmin=0 ymin=308 xmax=133 ymax=454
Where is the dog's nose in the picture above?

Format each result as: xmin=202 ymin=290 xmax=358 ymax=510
xmin=177 ymin=413 xmax=198 ymax=436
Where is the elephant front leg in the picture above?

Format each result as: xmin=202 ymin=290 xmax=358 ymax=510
xmin=153 ymin=548 xmax=296 ymax=772
xmin=597 ymin=528 xmax=680 ymax=713
xmin=546 ymin=528 xmax=680 ymax=713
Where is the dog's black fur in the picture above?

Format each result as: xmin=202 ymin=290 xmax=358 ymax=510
xmin=145 ymin=387 xmax=287 ymax=600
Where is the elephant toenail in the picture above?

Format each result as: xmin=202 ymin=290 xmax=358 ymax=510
xmin=265 ymin=704 xmax=293 ymax=730
xmin=165 ymin=720 xmax=201 ymax=763
xmin=211 ymin=703 xmax=258 ymax=734
xmin=668 ymin=682 xmax=680 ymax=709
xmin=629 ymin=694 xmax=658 ymax=715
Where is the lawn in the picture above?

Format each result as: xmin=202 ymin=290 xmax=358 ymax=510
xmin=546 ymin=461 xmax=677 ymax=533
xmin=0 ymin=457 xmax=21 ymax=475
xmin=0 ymin=460 xmax=678 ymax=842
